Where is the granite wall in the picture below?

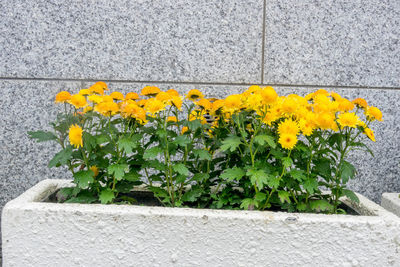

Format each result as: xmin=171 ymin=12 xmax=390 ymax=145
xmin=1 ymin=0 xmax=399 ymax=251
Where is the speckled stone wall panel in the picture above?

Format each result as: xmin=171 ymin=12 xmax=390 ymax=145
xmin=264 ymin=0 xmax=400 ymax=87
xmin=0 ymin=0 xmax=263 ymax=83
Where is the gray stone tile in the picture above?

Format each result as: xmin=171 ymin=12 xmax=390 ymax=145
xmin=264 ymin=1 xmax=400 ymax=87
xmin=0 ymin=0 xmax=263 ymax=83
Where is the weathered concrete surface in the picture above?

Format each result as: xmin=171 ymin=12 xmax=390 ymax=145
xmin=382 ymin=193 xmax=400 ymax=217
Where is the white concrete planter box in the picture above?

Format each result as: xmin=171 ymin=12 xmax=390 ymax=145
xmin=382 ymin=193 xmax=400 ymax=217
xmin=2 ymin=179 xmax=400 ymax=266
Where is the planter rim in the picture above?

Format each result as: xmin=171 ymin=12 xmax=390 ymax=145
xmin=3 ymin=179 xmax=399 ymax=224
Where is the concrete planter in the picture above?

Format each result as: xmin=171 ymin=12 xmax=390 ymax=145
xmin=382 ymin=193 xmax=400 ymax=217
xmin=2 ymin=179 xmax=400 ymax=266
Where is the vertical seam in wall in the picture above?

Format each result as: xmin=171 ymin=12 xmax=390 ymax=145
xmin=260 ymin=0 xmax=267 ymax=85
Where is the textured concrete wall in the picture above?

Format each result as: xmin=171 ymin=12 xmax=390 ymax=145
xmin=1 ymin=0 xmax=400 ymax=251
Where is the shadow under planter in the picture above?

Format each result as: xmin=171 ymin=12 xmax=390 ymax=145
xmin=2 ymin=179 xmax=400 ymax=266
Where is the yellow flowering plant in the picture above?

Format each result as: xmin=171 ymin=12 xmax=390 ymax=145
xmin=28 ymin=82 xmax=381 ymax=214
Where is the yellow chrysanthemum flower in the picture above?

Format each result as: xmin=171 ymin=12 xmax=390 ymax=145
xmin=196 ymin=98 xmax=212 ymax=110
xmin=260 ymin=86 xmax=278 ymax=104
xmin=316 ymin=112 xmax=335 ymax=130
xmin=278 ymin=118 xmax=300 ymax=135
xmin=262 ymin=111 xmax=278 ymax=126
xmin=144 ymin=98 xmax=166 ymax=115
xmin=95 ymin=101 xmax=119 ymax=116
xmin=110 ymin=92 xmax=124 ymax=101
xmin=330 ymin=92 xmax=342 ymax=101
xmin=88 ymin=94 xmax=103 ymax=104
xmin=337 ymin=112 xmax=360 ymax=128
xmin=125 ymin=92 xmax=140 ymax=100
xmin=352 ymin=98 xmax=368 ymax=109
xmin=365 ymin=106 xmax=383 ymax=121
xmin=186 ymin=89 xmax=204 ymax=101
xmin=281 ymin=95 xmax=298 ymax=114
xmin=69 ymin=124 xmax=83 ymax=148
xmin=101 ymin=95 xmax=114 ymax=102
xmin=89 ymin=82 xmax=108 ymax=95
xmin=82 ymin=106 xmax=93 ymax=114
xmin=363 ymin=128 xmax=376 ymax=142
xmin=245 ymin=93 xmax=262 ymax=110
xmin=167 ymin=116 xmax=178 ymax=122
xmin=90 ymin=166 xmax=99 ymax=177
xmin=156 ymin=91 xmax=173 ymax=103
xmin=166 ymin=89 xmax=180 ymax=97
xmin=210 ymin=99 xmax=224 ymax=115
xmin=224 ymin=94 xmax=242 ymax=113
xmin=279 ymin=133 xmax=298 ymax=150
xmin=79 ymin=89 xmax=91 ymax=96
xmin=171 ymin=96 xmax=183 ymax=110
xmin=299 ymin=118 xmax=315 ymax=136
xmin=141 ymin=86 xmax=161 ymax=96
xmin=337 ymin=99 xmax=355 ymax=112
xmin=69 ymin=94 xmax=88 ymax=109
xmin=55 ymin=91 xmax=71 ymax=103
xmin=181 ymin=126 xmax=189 ymax=134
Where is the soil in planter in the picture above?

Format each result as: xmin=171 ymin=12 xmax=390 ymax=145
xmin=45 ymin=189 xmax=359 ymax=215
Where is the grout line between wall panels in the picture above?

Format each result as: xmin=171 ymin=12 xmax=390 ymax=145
xmin=0 ymin=76 xmax=399 ymax=91
xmin=260 ymin=0 xmax=267 ymax=84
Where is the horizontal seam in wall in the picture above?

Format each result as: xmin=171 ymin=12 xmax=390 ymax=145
xmin=0 ymin=76 xmax=399 ymax=91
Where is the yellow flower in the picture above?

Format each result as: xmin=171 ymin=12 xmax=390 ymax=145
xmin=299 ymin=118 xmax=315 ymax=136
xmin=210 ymin=99 xmax=224 ymax=115
xmin=278 ymin=118 xmax=300 ymax=135
xmin=186 ymin=89 xmax=204 ymax=101
xmin=262 ymin=111 xmax=278 ymax=126
xmin=55 ymin=91 xmax=71 ymax=103
xmin=363 ymin=128 xmax=376 ymax=142
xmin=95 ymin=101 xmax=119 ymax=116
xmin=69 ymin=124 xmax=83 ymax=148
xmin=141 ymin=86 xmax=161 ymax=97
xmin=82 ymin=106 xmax=93 ymax=114
xmin=196 ymin=98 xmax=212 ymax=110
xmin=69 ymin=94 xmax=88 ymax=109
xmin=90 ymin=166 xmax=99 ymax=177
xmin=316 ymin=112 xmax=335 ymax=130
xmin=314 ymin=89 xmax=330 ymax=96
xmin=110 ymin=92 xmax=124 ymax=101
xmin=79 ymin=89 xmax=91 ymax=96
xmin=167 ymin=116 xmax=178 ymax=122
xmin=352 ymin=98 xmax=368 ymax=109
xmin=125 ymin=92 xmax=139 ymax=100
xmin=88 ymin=94 xmax=103 ymax=104
xmin=101 ymin=95 xmax=114 ymax=102
xmin=365 ymin=106 xmax=383 ymax=121
xmin=121 ymin=102 xmax=147 ymax=123
xmin=224 ymin=94 xmax=242 ymax=113
xmin=171 ymin=96 xmax=183 ymax=110
xmin=89 ymin=82 xmax=108 ymax=95
xmin=156 ymin=91 xmax=173 ymax=103
xmin=338 ymin=99 xmax=355 ymax=112
xmin=144 ymin=98 xmax=166 ymax=115
xmin=279 ymin=133 xmax=298 ymax=150
xmin=181 ymin=126 xmax=189 ymax=134
xmin=330 ymin=92 xmax=342 ymax=101
xmin=337 ymin=112 xmax=360 ymax=128
xmin=137 ymin=99 xmax=147 ymax=107
xmin=245 ymin=93 xmax=262 ymax=110
xmin=243 ymin=85 xmax=261 ymax=96
xmin=281 ymin=95 xmax=298 ymax=114
xmin=260 ymin=86 xmax=278 ymax=104
xmin=166 ymin=89 xmax=180 ymax=97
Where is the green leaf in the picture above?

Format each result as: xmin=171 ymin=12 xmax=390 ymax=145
xmin=254 ymin=192 xmax=267 ymax=202
xmin=193 ymin=149 xmax=212 ymax=160
xmin=296 ymin=202 xmax=307 ymax=211
xmin=73 ymin=170 xmax=94 ymax=189
xmin=173 ymin=135 xmax=191 ymax=146
xmin=191 ymin=173 xmax=209 ymax=182
xmin=310 ymin=200 xmax=333 ymax=212
xmin=254 ymin=134 xmax=276 ymax=149
xmin=221 ymin=167 xmax=246 ymax=181
xmin=124 ymin=172 xmax=140 ymax=182
xmin=313 ymin=158 xmax=332 ymax=178
xmin=266 ymin=174 xmax=280 ymax=189
xmin=220 ymin=136 xmax=242 ymax=152
xmin=83 ymin=132 xmax=97 ymax=151
xmin=247 ymin=168 xmax=269 ymax=190
xmin=173 ymin=163 xmax=190 ymax=176
xmin=118 ymin=136 xmax=137 ymax=154
xmin=351 ymin=142 xmax=374 ymax=157
xmin=28 ymin=130 xmax=57 ymax=142
xmin=99 ymin=188 xmax=115 ymax=204
xmin=64 ymin=193 xmax=97 ymax=204
xmin=282 ymin=157 xmax=293 ymax=168
xmin=340 ymin=161 xmax=357 ymax=183
xmin=303 ymin=178 xmax=318 ymax=194
xmin=343 ymin=189 xmax=360 ymax=203
xmin=48 ymin=146 xmax=73 ymax=168
xmin=175 ymin=174 xmax=187 ymax=184
xmin=289 ymin=169 xmax=306 ymax=181
xmin=143 ymin=146 xmax=163 ymax=159
xmin=156 ymin=129 xmax=167 ymax=138
xmin=149 ymin=186 xmax=169 ymax=199
xmin=278 ymin=191 xmax=291 ymax=204
xmin=95 ymin=134 xmax=109 ymax=145
xmin=240 ymin=198 xmax=257 ymax=210
xmin=181 ymin=188 xmax=202 ymax=202
xmin=108 ymin=164 xmax=129 ymax=180
xmin=187 ymin=120 xmax=202 ymax=131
